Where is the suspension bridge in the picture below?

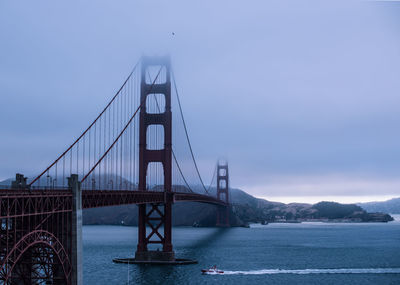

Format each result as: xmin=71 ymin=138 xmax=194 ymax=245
xmin=0 ymin=56 xmax=230 ymax=284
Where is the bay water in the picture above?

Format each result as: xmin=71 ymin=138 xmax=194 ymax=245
xmin=83 ymin=217 xmax=400 ymax=284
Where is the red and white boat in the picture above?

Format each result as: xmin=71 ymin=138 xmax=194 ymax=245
xmin=201 ymin=265 xmax=224 ymax=274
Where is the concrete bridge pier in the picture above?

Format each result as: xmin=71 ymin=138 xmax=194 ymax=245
xmin=69 ymin=174 xmax=83 ymax=285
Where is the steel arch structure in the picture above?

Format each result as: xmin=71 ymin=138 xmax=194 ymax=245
xmin=1 ymin=230 xmax=71 ymax=284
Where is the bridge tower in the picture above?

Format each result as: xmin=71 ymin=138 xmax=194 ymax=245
xmin=216 ymin=162 xmax=230 ymax=227
xmin=135 ymin=56 xmax=175 ymax=262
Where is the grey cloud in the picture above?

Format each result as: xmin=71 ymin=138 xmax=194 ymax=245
xmin=1 ymin=0 xmax=400 ymax=199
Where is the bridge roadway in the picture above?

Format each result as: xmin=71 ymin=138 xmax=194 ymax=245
xmin=0 ymin=189 xmax=227 ymax=219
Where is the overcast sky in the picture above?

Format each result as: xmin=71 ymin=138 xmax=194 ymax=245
xmin=1 ymin=0 xmax=400 ymax=203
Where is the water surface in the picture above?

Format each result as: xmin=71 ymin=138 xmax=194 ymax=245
xmin=83 ymin=220 xmax=400 ymax=284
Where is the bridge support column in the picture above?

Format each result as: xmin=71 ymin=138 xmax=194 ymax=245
xmin=134 ymin=56 xmax=175 ymax=263
xmin=216 ymin=162 xmax=230 ymax=227
xmin=135 ymin=202 xmax=175 ymax=262
xmin=69 ymin=174 xmax=83 ymax=285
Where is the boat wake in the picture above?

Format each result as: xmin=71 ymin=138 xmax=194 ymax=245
xmin=207 ymin=268 xmax=400 ymax=275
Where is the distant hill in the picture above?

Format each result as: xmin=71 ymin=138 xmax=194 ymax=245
xmin=84 ymin=188 xmax=394 ymax=226
xmin=359 ymin=198 xmax=400 ymax=214
xmin=0 ymin=178 xmax=13 ymax=186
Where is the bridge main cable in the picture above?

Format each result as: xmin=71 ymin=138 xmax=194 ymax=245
xmin=81 ymin=66 xmax=163 ymax=183
xmin=171 ymin=68 xmax=212 ymax=195
xmin=29 ymin=61 xmax=140 ymax=187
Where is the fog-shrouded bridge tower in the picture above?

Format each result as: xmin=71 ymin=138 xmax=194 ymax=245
xmin=216 ymin=161 xmax=230 ymax=227
xmin=135 ymin=56 xmax=174 ymax=262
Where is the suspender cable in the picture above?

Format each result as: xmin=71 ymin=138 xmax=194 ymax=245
xmin=81 ymin=66 xmax=163 ymax=183
xmin=171 ymin=68 xmax=210 ymax=195
xmin=29 ymin=61 xmax=140 ymax=187
xmin=207 ymin=163 xmax=217 ymax=193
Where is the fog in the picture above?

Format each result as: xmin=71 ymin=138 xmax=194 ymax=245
xmin=1 ymin=0 xmax=400 ymax=203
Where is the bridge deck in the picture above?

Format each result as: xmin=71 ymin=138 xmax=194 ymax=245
xmin=0 ymin=189 xmax=227 ymax=219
